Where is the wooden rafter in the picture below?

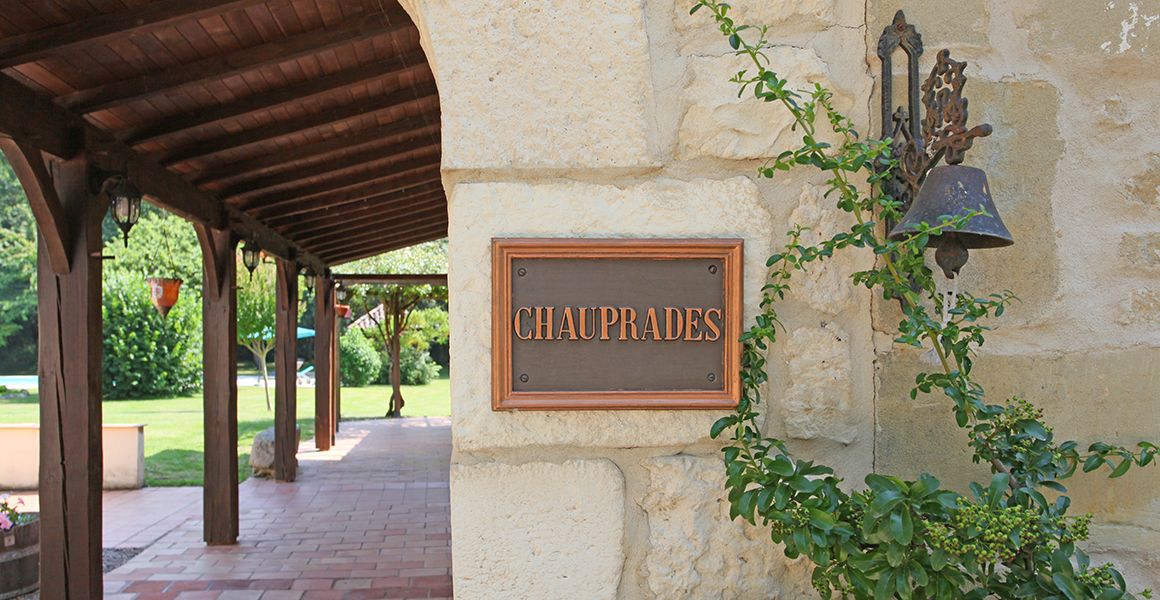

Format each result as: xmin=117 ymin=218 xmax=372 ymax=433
xmin=307 ymin=211 xmax=447 ymax=254
xmin=277 ymin=188 xmax=445 ymax=237
xmin=189 ymin=120 xmax=438 ymax=187
xmin=323 ymin=225 xmax=448 ymax=265
xmin=0 ymin=74 xmax=83 ymax=159
xmin=58 ymin=10 xmax=413 ymax=114
xmin=288 ymin=197 xmax=446 ymax=244
xmin=238 ymin=156 xmax=440 ymax=212
xmin=159 ymin=81 xmax=439 ymax=167
xmin=257 ymin=168 xmax=442 ymax=221
xmin=0 ymin=0 xmax=273 ymax=69
xmin=221 ymin=137 xmax=440 ymax=200
xmin=119 ymin=50 xmax=429 ymax=146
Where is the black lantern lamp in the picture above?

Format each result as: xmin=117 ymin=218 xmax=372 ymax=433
xmin=878 ymin=13 xmax=1014 ymax=280
xmin=335 ymin=282 xmax=347 ymax=302
xmin=303 ymin=268 xmax=316 ymax=293
xmin=241 ymin=240 xmax=261 ymax=281
xmin=91 ymin=168 xmax=143 ymax=247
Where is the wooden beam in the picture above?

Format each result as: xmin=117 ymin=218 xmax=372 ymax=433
xmin=221 ymin=137 xmax=440 ymax=201
xmin=189 ymin=120 xmax=437 ymax=187
xmin=314 ymin=276 xmax=335 ymax=452
xmin=257 ymin=168 xmax=442 ymax=221
xmin=159 ymin=82 xmax=439 ymax=167
xmin=0 ymin=76 xmax=330 ymax=276
xmin=59 ymin=11 xmax=414 ymax=114
xmin=0 ymin=0 xmax=273 ymax=69
xmin=320 ymin=223 xmax=448 ymax=264
xmin=0 ymin=139 xmax=71 ymax=273
xmin=0 ymin=75 xmax=83 ymax=159
xmin=238 ymin=155 xmax=440 ymax=212
xmin=37 ymin=152 xmax=105 ymax=600
xmin=273 ymin=185 xmax=444 ymax=233
xmin=307 ymin=212 xmax=446 ymax=255
xmin=281 ymin=190 xmax=445 ymax=240
xmin=120 ymin=50 xmax=429 ymax=145
xmin=334 ymin=274 xmax=447 ymax=286
xmin=274 ymin=258 xmax=299 ymax=482
xmin=195 ymin=224 xmax=239 ymax=545
xmin=298 ymin=205 xmax=446 ymax=250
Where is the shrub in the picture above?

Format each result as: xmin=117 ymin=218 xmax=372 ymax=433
xmin=339 ymin=328 xmax=380 ymax=387
xmin=385 ymin=345 xmax=441 ymax=386
xmin=102 ymin=271 xmax=201 ymax=399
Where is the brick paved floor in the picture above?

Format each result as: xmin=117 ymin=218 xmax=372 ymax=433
xmin=104 ymin=417 xmax=453 ymax=600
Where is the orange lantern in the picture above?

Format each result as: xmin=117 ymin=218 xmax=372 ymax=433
xmin=335 ymin=304 xmax=352 ymax=319
xmin=146 ymin=277 xmax=183 ymax=318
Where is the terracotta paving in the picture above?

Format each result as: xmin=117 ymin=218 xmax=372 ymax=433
xmin=102 ymin=417 xmax=453 ymax=600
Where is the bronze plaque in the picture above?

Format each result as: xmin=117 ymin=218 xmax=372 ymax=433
xmin=492 ymin=238 xmax=742 ymax=410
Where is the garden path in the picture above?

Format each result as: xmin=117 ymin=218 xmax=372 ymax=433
xmin=96 ymin=417 xmax=453 ymax=600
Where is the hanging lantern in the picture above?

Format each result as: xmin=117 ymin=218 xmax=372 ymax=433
xmin=335 ymin=282 xmax=347 ymax=301
xmin=303 ymin=269 xmax=316 ymax=293
xmin=92 ymin=168 xmax=143 ymax=247
xmin=241 ymin=240 xmax=261 ymax=280
xmin=146 ymin=277 xmax=183 ymax=318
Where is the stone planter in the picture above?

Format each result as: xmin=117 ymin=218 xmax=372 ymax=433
xmin=0 ymin=514 xmax=38 ymax=600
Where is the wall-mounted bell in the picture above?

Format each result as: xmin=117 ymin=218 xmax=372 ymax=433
xmin=888 ymin=165 xmax=1014 ymax=279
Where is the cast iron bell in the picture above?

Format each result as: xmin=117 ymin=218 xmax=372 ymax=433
xmin=888 ymin=164 xmax=1014 ymax=279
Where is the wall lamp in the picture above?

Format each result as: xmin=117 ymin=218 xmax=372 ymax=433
xmin=90 ymin=167 xmax=143 ymax=247
xmin=877 ymin=11 xmax=1014 ymax=280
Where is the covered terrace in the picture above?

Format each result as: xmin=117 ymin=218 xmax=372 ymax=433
xmin=0 ymin=1 xmax=446 ymax=598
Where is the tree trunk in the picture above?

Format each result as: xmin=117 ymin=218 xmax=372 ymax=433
xmin=257 ymin=351 xmax=271 ymax=411
xmin=388 ymin=310 xmax=404 ymax=418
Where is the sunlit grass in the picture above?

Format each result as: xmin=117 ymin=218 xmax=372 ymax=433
xmin=0 ymin=373 xmax=449 ymax=486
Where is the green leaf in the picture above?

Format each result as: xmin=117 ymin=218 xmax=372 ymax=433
xmin=1023 ymin=420 xmax=1048 ymax=440
xmin=1110 ymin=458 xmax=1132 ymax=478
xmin=770 ymin=456 xmax=796 ymax=476
xmin=808 ymin=508 xmax=836 ymax=530
xmin=1053 ymin=573 xmax=1083 ymax=600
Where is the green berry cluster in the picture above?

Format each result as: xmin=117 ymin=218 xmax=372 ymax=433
xmin=926 ymin=500 xmax=1043 ymax=562
xmin=1076 ymin=563 xmax=1118 ymax=589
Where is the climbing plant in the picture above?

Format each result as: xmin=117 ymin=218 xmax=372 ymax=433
xmin=691 ymin=2 xmax=1158 ymax=599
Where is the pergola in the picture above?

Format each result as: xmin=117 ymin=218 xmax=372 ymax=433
xmin=0 ymin=1 xmax=444 ymax=597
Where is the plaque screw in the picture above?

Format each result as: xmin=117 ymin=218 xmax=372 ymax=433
xmin=708 ymin=265 xmax=718 ymax=274
xmin=707 ymin=373 xmax=716 ymax=382
xmin=517 ymin=268 xmax=527 ymax=276
xmin=519 ymin=374 xmax=529 ymax=383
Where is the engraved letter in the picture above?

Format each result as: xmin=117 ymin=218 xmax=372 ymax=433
xmin=641 ymin=308 xmax=661 ymax=341
xmin=703 ymin=308 xmax=723 ymax=342
xmin=619 ymin=307 xmax=639 ymax=340
xmin=664 ymin=307 xmax=684 ymax=340
xmin=513 ymin=306 xmax=534 ymax=340
xmin=579 ymin=307 xmax=596 ymax=340
xmin=600 ymin=306 xmax=619 ymax=340
xmin=684 ymin=308 xmax=704 ymax=341
xmin=557 ymin=306 xmax=579 ymax=340
xmin=534 ymin=306 xmax=555 ymax=340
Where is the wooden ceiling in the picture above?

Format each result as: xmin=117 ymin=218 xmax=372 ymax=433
xmin=0 ymin=0 xmax=445 ymax=267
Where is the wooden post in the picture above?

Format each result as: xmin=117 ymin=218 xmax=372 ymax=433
xmin=314 ymin=276 xmax=335 ymax=451
xmin=32 ymin=151 xmax=104 ymax=600
xmin=274 ymin=258 xmax=298 ymax=481
xmin=334 ymin=314 xmax=341 ymax=433
xmin=196 ymin=225 xmax=239 ymax=545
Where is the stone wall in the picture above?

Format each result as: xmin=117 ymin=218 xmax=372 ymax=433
xmin=397 ymin=0 xmax=1159 ymax=596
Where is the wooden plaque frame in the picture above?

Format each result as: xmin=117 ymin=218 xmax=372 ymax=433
xmin=492 ymin=238 xmax=743 ymax=411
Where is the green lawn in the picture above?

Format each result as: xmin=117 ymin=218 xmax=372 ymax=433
xmin=0 ymin=374 xmax=449 ymax=487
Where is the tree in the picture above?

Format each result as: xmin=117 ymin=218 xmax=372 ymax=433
xmin=236 ymin=259 xmax=276 ymax=410
xmin=0 ymin=155 xmax=36 ymax=351
xmin=345 ymin=239 xmax=448 ymax=417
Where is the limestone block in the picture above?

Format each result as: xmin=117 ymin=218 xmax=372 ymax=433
xmin=638 ymin=455 xmax=815 ymax=600
xmin=1119 ymin=289 xmax=1160 ymax=324
xmin=249 ymin=425 xmax=300 ymax=478
xmin=449 ymin=177 xmax=775 ymax=451
xmin=678 ymin=50 xmax=856 ymax=160
xmin=451 ymin=460 xmax=625 ymax=600
xmin=788 ymin=185 xmax=857 ymax=314
xmin=1119 ymin=232 xmax=1160 ymax=267
xmin=400 ymin=0 xmax=655 ymax=169
xmin=1126 ymin=155 xmax=1160 ymax=207
xmin=780 ymin=323 xmax=855 ymax=442
xmin=674 ymin=0 xmax=863 ymax=56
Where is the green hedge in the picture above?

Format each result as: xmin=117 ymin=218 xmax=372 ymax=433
xmin=340 ymin=328 xmax=381 ymax=387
